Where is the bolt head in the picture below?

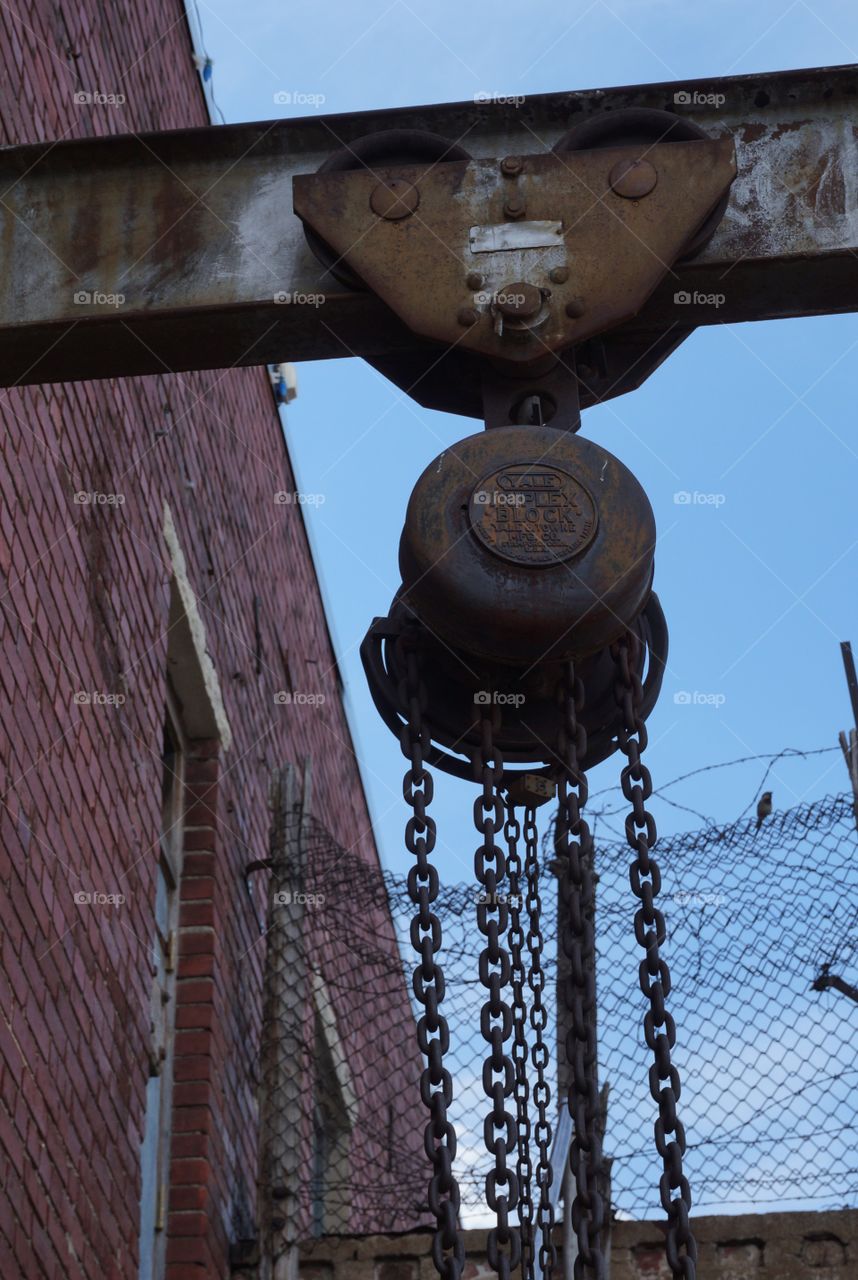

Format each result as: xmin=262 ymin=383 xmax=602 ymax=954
xmin=609 ymin=158 xmax=658 ymax=199
xmin=549 ymin=266 xmax=569 ymax=284
xmin=565 ymin=298 xmax=585 ymax=319
xmin=500 ymin=155 xmax=523 ymax=177
xmin=466 ymin=271 xmax=484 ymax=290
xmin=457 ymin=307 xmax=478 ymax=327
xmin=370 ymin=179 xmax=420 ymax=219
xmin=504 ymin=198 xmax=526 ymax=220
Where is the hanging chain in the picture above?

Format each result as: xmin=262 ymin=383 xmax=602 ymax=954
xmin=399 ymin=629 xmax=465 ymax=1280
xmin=504 ymin=799 xmax=533 ymax=1280
xmin=523 ymin=804 xmax=556 ymax=1280
xmin=612 ymin=631 xmax=697 ymax=1280
xmin=556 ymin=661 xmax=605 ymax=1280
xmin=474 ymin=705 xmax=521 ymax=1280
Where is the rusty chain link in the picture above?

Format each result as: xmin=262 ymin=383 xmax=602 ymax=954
xmin=555 ymin=660 xmax=606 ymax=1280
xmin=504 ymin=799 xmax=534 ymax=1280
xmin=612 ymin=631 xmax=698 ymax=1280
xmin=474 ymin=704 xmax=520 ymax=1280
xmin=399 ymin=630 xmax=465 ymax=1280
xmin=523 ymin=804 xmax=557 ymax=1280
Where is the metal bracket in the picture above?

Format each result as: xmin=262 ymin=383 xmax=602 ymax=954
xmin=293 ymin=140 xmax=736 ymax=367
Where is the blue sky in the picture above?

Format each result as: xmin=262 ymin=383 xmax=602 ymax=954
xmin=193 ymin=0 xmax=858 ymax=881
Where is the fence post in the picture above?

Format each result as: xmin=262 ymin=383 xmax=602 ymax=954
xmin=258 ymin=763 xmax=309 ymax=1280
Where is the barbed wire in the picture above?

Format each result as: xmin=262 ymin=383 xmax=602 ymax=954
xmin=274 ymin=785 xmax=857 ymax=1243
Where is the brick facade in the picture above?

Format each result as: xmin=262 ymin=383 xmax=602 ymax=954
xmin=301 ymin=1211 xmax=857 ymax=1279
xmin=0 ymin=4 xmax=417 ymax=1276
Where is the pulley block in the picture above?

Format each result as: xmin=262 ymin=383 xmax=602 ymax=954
xmin=361 ymin=423 xmax=667 ymax=781
xmin=399 ymin=424 xmax=656 ymax=664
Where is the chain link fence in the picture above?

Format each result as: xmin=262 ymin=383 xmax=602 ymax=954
xmin=282 ymin=790 xmax=857 ymax=1240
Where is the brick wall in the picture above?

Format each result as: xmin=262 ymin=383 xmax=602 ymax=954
xmin=300 ymin=1210 xmax=857 ymax=1279
xmin=0 ymin=3 xmax=417 ymax=1276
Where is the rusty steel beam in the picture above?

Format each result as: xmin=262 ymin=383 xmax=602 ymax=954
xmin=0 ymin=63 xmax=855 ymax=393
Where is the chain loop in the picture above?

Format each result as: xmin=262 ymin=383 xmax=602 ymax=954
xmin=612 ymin=631 xmax=698 ymax=1280
xmin=556 ymin=661 xmax=606 ymax=1280
xmin=505 ymin=798 xmax=534 ymax=1280
xmin=400 ymin=629 xmax=465 ymax=1280
xmin=523 ymin=804 xmax=557 ymax=1279
xmin=474 ymin=706 xmax=520 ymax=1280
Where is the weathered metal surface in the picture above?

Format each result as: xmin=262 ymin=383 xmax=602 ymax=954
xmin=470 ymin=220 xmax=564 ymax=253
xmin=0 ymin=64 xmax=854 ymax=393
xmin=554 ymin=106 xmax=733 ymax=259
xmin=398 ymin=426 xmax=655 ymax=663
xmin=481 ymin=355 xmax=583 ymax=432
xmin=468 ymin=464 xmax=598 ymax=566
xmin=293 ymin=142 xmax=735 ymax=363
xmin=360 ymin=594 xmax=667 ymax=782
xmin=367 ymin=327 xmax=689 ymax=419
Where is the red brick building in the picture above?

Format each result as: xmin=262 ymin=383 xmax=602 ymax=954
xmin=0 ymin=4 xmax=420 ymax=1276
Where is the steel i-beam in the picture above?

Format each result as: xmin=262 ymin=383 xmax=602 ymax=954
xmin=0 ymin=64 xmax=855 ymax=407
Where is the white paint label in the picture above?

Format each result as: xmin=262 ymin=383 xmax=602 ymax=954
xmin=469 ymin=220 xmax=564 ymax=252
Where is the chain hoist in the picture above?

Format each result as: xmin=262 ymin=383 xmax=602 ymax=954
xmin=344 ymin=103 xmax=734 ymax=1280
xmin=365 ymin=414 xmax=694 ymax=1276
